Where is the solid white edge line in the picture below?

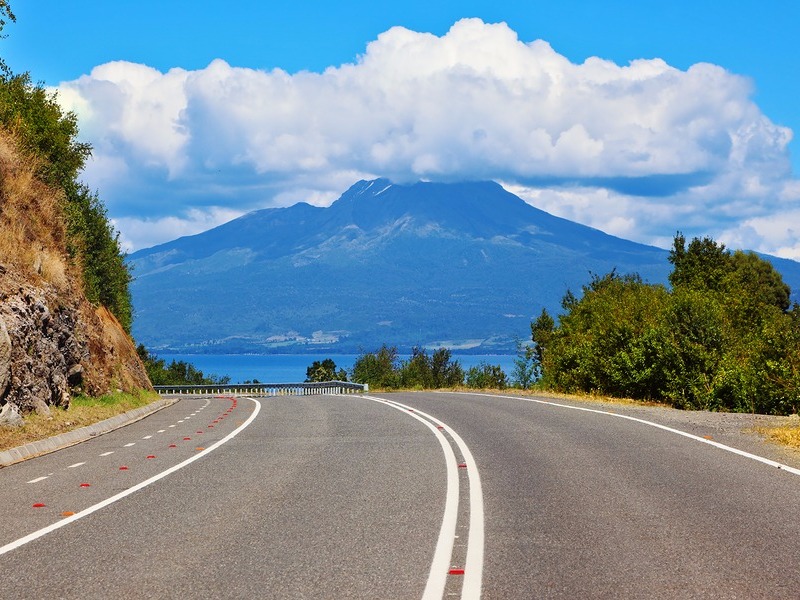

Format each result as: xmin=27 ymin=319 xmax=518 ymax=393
xmin=0 ymin=397 xmax=261 ymax=557
xmin=361 ymin=395 xmax=460 ymax=600
xmin=439 ymin=391 xmax=800 ymax=477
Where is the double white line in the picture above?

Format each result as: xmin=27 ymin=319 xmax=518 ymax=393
xmin=363 ymin=395 xmax=484 ymax=600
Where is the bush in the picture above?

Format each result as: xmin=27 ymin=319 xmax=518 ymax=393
xmin=465 ymin=363 xmax=507 ymax=389
xmin=305 ymin=358 xmax=347 ymax=382
xmin=536 ymin=234 xmax=800 ymax=414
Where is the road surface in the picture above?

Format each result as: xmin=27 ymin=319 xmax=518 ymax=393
xmin=1 ymin=391 xmax=799 ymax=599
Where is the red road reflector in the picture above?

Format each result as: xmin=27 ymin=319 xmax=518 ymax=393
xmin=458 ymin=463 xmax=467 ymax=469
xmin=448 ymin=568 xmax=465 ymax=575
xmin=196 ymin=431 xmax=203 ymax=434
xmin=183 ymin=437 xmax=191 ymax=440
xmin=79 ymin=483 xmax=91 ymax=488
xmin=146 ymin=455 xmax=156 ymax=459
xmin=168 ymin=444 xmax=177 ymax=448
xmin=119 ymin=466 xmax=129 ymax=471
xmin=32 ymin=503 xmax=46 ymax=508
xmin=437 ymin=425 xmax=444 ymax=430
xmin=208 ymin=425 xmax=214 ymax=428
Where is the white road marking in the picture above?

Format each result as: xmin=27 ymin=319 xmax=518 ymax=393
xmin=67 ymin=462 xmax=86 ymax=469
xmin=26 ymin=476 xmax=48 ymax=484
xmin=0 ymin=398 xmax=262 ymax=557
xmin=168 ymin=425 xmax=176 ymax=428
xmin=362 ymin=395 xmax=484 ymax=600
xmin=99 ymin=451 xmax=114 ymax=457
xmin=157 ymin=430 xmax=165 ymax=433
xmin=445 ymin=391 xmax=800 ymax=478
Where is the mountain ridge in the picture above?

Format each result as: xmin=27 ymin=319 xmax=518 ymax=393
xmin=129 ymin=179 xmax=800 ymax=354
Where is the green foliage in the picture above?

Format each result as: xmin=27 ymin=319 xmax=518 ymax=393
xmin=538 ymin=234 xmax=800 ymax=414
xmin=305 ymin=358 xmax=347 ymax=382
xmin=465 ymin=362 xmax=507 ymax=389
xmin=351 ymin=345 xmax=465 ymax=389
xmin=352 ymin=345 xmax=401 ymax=388
xmin=0 ymin=58 xmax=133 ymax=332
xmin=511 ymin=341 xmax=537 ymax=389
xmin=64 ymin=183 xmax=133 ymax=331
xmin=136 ymin=345 xmax=230 ymax=386
xmin=0 ymin=1 xmax=15 ymax=75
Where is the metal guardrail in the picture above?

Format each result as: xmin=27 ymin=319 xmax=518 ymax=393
xmin=153 ymin=380 xmax=368 ymax=396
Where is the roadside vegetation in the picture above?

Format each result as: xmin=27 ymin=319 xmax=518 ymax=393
xmin=0 ymin=4 xmax=133 ymax=331
xmin=0 ymin=390 xmax=157 ymax=452
xmin=346 ymin=345 xmax=507 ymax=390
xmin=136 ymin=346 xmax=231 ymax=386
xmin=532 ymin=234 xmax=800 ymax=415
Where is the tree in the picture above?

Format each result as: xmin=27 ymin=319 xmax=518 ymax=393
xmin=430 ymin=348 xmax=464 ymax=387
xmin=511 ymin=341 xmax=537 ymax=389
xmin=305 ymin=358 xmax=347 ymax=382
xmin=465 ymin=363 xmax=507 ymax=389
xmin=136 ymin=345 xmax=230 ymax=386
xmin=0 ymin=61 xmax=132 ymax=331
xmin=351 ymin=345 xmax=400 ymax=388
xmin=0 ymin=1 xmax=15 ymax=75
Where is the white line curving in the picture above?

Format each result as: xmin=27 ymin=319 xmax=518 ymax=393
xmin=0 ymin=397 xmax=261 ymax=557
xmin=442 ymin=391 xmax=800 ymax=477
xmin=362 ymin=395 xmax=484 ymax=600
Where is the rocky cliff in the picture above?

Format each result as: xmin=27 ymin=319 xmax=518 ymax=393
xmin=0 ymin=129 xmax=151 ymax=425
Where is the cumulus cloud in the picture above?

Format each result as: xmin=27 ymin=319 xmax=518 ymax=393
xmin=57 ymin=18 xmax=799 ymax=255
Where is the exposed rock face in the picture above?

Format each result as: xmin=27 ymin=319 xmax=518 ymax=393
xmin=0 ymin=313 xmax=10 ymax=399
xmin=0 ymin=267 xmax=152 ymax=420
xmin=0 ymin=128 xmax=152 ymax=423
xmin=0 ymin=271 xmax=85 ymax=414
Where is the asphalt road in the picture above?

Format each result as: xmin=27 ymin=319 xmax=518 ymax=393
xmin=1 ymin=391 xmax=799 ymax=599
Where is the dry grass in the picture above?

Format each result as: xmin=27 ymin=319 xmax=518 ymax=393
xmin=0 ymin=390 xmax=159 ymax=452
xmin=0 ymin=128 xmax=71 ymax=290
xmin=759 ymin=416 xmax=800 ymax=450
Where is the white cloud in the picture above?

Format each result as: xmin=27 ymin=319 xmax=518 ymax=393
xmin=113 ymin=208 xmax=244 ymax=254
xmin=56 ymin=18 xmax=799 ymax=255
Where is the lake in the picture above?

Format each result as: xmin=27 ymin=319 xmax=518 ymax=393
xmin=158 ymin=353 xmax=519 ymax=384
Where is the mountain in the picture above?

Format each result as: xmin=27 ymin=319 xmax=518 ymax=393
xmin=128 ymin=179 xmax=800 ymax=354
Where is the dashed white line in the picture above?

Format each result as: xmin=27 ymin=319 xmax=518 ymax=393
xmin=27 ymin=476 xmax=48 ymax=484
xmin=123 ymin=443 xmax=136 ymax=448
xmin=168 ymin=425 xmax=176 ymax=428
xmin=157 ymin=430 xmax=165 ymax=433
xmin=67 ymin=462 xmax=86 ymax=469
xmin=0 ymin=398 xmax=262 ymax=557
xmin=99 ymin=451 xmax=114 ymax=457
xmin=142 ymin=435 xmax=153 ymax=440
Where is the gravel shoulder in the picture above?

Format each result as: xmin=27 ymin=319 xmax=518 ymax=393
xmin=515 ymin=391 xmax=800 ymax=471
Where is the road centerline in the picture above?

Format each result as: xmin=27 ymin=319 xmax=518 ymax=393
xmin=362 ymin=394 xmax=484 ymax=600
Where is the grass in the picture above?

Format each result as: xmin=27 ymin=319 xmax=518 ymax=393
xmin=759 ymin=416 xmax=800 ymax=450
xmin=0 ymin=390 xmax=159 ymax=453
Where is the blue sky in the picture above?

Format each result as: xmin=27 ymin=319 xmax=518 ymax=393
xmin=2 ymin=1 xmax=799 ymax=256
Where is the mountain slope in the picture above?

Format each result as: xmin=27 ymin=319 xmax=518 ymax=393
xmin=128 ymin=179 xmax=800 ymax=354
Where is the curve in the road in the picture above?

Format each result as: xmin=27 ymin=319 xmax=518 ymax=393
xmin=441 ymin=391 xmax=800 ymax=477
xmin=363 ymin=395 xmax=485 ymax=600
xmin=0 ymin=396 xmax=262 ymax=557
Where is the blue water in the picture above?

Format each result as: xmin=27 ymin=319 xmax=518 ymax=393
xmin=157 ymin=353 xmax=518 ymax=384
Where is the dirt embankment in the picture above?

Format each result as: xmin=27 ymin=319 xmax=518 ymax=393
xmin=0 ymin=128 xmax=151 ymax=424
